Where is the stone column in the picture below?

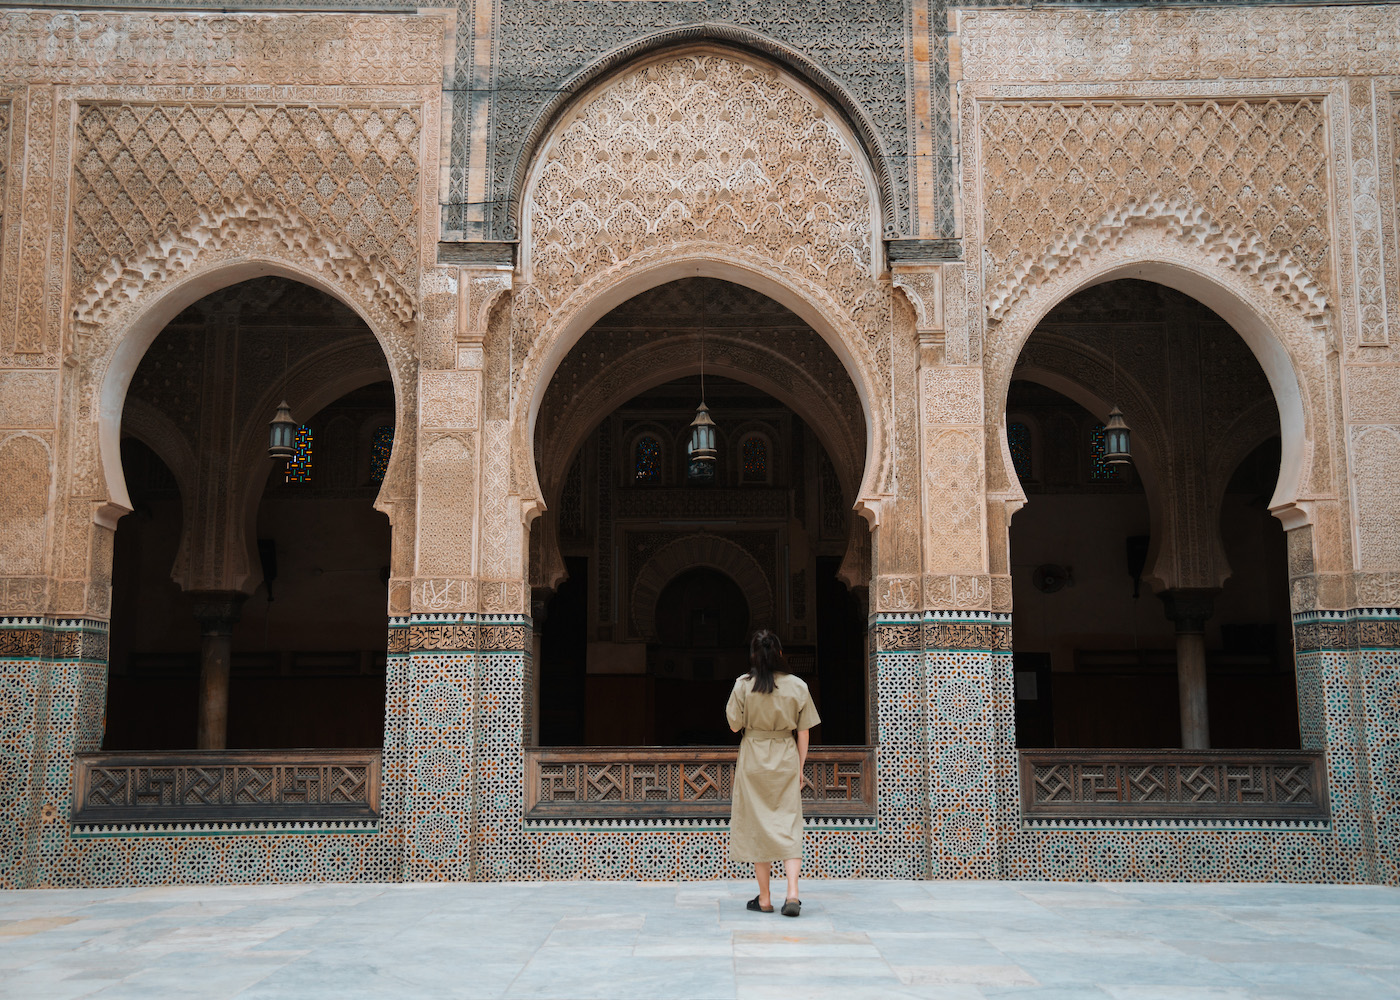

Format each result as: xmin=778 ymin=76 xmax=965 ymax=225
xmin=191 ymin=593 xmax=246 ymax=750
xmin=1159 ymin=589 xmax=1219 ymax=750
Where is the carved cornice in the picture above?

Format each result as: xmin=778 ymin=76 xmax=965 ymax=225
xmin=439 ymin=242 xmax=515 ymax=267
xmin=0 ymin=9 xmax=449 ymax=87
xmin=956 ymin=6 xmax=1400 ymax=83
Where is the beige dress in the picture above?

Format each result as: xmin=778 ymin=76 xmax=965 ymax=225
xmin=725 ymin=672 xmax=822 ymax=862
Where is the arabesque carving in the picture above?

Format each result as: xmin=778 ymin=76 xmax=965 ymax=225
xmin=986 ymin=197 xmax=1327 ymax=327
xmin=527 ymin=52 xmax=873 ymax=305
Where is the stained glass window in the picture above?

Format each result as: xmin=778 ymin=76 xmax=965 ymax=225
xmin=369 ymin=425 xmax=393 ymax=484
xmin=634 ymin=435 xmax=660 ymax=483
xmin=285 ymin=424 xmax=313 ymax=484
xmin=742 ymin=435 xmax=768 ymax=483
xmin=1008 ymin=422 xmax=1031 ymax=482
xmin=1089 ymin=422 xmax=1120 ymax=481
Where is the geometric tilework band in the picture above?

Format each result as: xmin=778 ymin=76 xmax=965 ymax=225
xmin=2 ymin=609 xmax=1396 ymax=886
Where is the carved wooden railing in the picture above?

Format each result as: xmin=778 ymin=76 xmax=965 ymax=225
xmin=72 ymin=749 xmax=380 ymax=825
xmin=1019 ymin=749 xmax=1328 ymax=822
xmin=526 ymin=746 xmax=876 ymax=820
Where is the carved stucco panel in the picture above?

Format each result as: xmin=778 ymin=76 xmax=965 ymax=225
xmin=1345 ymin=78 xmax=1391 ymax=348
xmin=417 ymin=267 xmax=459 ymax=372
xmin=526 ymin=53 xmax=873 ymax=304
xmin=0 ymin=11 xmax=448 ymax=88
xmin=458 ymin=269 xmax=512 ymax=342
xmin=979 ymin=97 xmax=1331 ymax=328
xmin=420 ymin=370 xmax=480 ymax=432
xmin=0 ymin=371 xmax=56 ymax=428
xmin=70 ymin=100 xmax=424 ymax=303
xmin=478 ymin=419 xmax=516 ymax=586
xmin=0 ymin=92 xmax=16 ymax=355
xmin=1344 ymin=365 xmax=1400 ymax=424
xmin=924 ymin=427 xmax=985 ymax=577
xmin=891 ymin=267 xmax=942 ymax=336
xmin=942 ymin=263 xmax=971 ymax=366
xmin=5 ymin=85 xmax=67 ymax=364
xmin=923 ymin=368 xmax=982 ymax=426
xmin=1350 ymin=424 xmax=1400 ymax=571
xmin=412 ymin=577 xmax=479 ymax=614
xmin=415 ymin=432 xmax=475 ymax=580
xmin=0 ymin=432 xmax=52 ymax=577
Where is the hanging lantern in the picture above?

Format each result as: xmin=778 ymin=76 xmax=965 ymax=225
xmin=268 ymin=400 xmax=297 ymax=460
xmin=1103 ymin=406 xmax=1132 ymax=465
xmin=687 ymin=401 xmax=717 ymax=482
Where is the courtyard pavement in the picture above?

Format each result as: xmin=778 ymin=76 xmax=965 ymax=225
xmin=0 ymin=879 xmax=1396 ymax=999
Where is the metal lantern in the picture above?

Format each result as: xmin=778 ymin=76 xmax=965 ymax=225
xmin=687 ymin=401 xmax=718 ymax=482
xmin=1103 ymin=406 xmax=1132 ymax=465
xmin=268 ymin=400 xmax=297 ymax=460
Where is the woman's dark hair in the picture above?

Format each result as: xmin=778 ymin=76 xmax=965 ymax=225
xmin=748 ymin=629 xmax=783 ymax=694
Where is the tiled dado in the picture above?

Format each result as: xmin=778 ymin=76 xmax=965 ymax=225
xmin=1293 ymin=608 xmax=1400 ymax=886
xmin=4 ymin=607 xmax=1394 ymax=886
xmin=1 ymin=617 xmax=109 ymax=889
xmin=0 ymin=617 xmax=402 ymax=889
xmin=1001 ymin=608 xmax=1400 ymax=885
xmin=510 ymin=612 xmax=993 ymax=880
xmin=393 ymin=613 xmax=532 ymax=881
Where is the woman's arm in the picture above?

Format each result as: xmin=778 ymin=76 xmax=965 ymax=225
xmin=796 ymin=729 xmax=809 ymax=770
xmin=726 ymin=678 xmax=746 ymax=733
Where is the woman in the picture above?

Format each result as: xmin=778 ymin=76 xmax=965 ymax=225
xmin=726 ymin=629 xmax=821 ymax=917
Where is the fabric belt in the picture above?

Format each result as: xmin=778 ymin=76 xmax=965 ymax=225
xmin=744 ymin=729 xmax=793 ymax=740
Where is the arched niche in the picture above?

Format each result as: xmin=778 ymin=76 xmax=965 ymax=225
xmin=631 ymin=534 xmax=774 ymax=641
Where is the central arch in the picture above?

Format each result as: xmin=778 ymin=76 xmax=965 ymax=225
xmin=513 ymin=46 xmax=894 ymax=522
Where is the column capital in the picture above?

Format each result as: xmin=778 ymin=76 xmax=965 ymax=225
xmin=1159 ymin=587 xmax=1220 ymax=634
xmin=189 ymin=591 xmax=247 ymax=636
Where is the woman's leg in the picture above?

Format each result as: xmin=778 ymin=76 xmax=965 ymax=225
xmin=783 ymin=857 xmax=800 ymax=902
xmin=755 ymin=861 xmax=772 ymax=907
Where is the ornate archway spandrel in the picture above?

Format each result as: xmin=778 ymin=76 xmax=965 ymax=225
xmin=66 ymin=91 xmax=436 ymax=387
xmin=977 ymin=98 xmax=1331 ymax=329
xmin=517 ymin=50 xmax=890 ymax=416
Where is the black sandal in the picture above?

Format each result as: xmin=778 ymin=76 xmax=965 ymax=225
xmin=746 ymin=895 xmax=774 ymax=913
xmin=781 ymin=898 xmax=801 ymax=917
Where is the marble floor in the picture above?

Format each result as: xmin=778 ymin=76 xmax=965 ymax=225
xmin=1 ymin=879 xmax=1397 ymax=999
